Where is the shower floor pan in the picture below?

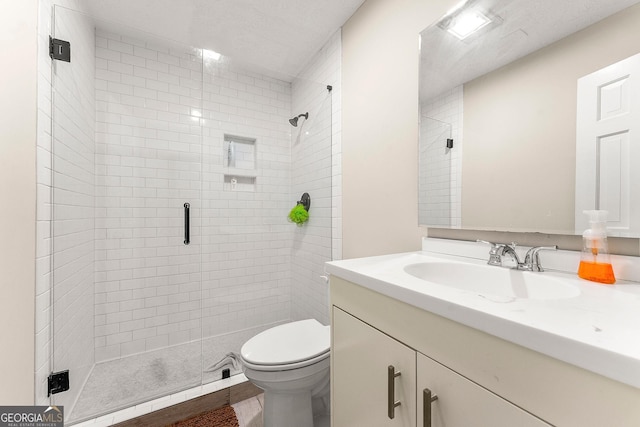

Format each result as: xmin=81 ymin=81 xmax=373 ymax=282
xmin=68 ymin=322 xmax=282 ymax=424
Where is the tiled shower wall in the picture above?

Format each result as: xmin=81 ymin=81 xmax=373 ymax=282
xmin=36 ymin=1 xmax=96 ymax=408
xmin=199 ymin=57 xmax=293 ymax=338
xmin=420 ymin=85 xmax=462 ymax=228
xmin=93 ymin=30 xmax=204 ymax=361
xmin=290 ymin=30 xmax=342 ymax=325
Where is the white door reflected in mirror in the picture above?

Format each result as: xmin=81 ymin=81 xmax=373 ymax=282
xmin=575 ymin=52 xmax=640 ymax=236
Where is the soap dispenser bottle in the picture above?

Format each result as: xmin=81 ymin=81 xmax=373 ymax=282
xmin=578 ymin=210 xmax=615 ymax=284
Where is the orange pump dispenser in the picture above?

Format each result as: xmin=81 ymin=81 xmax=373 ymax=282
xmin=578 ymin=210 xmax=615 ymax=284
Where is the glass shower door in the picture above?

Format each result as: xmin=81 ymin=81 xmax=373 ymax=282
xmin=50 ymin=6 xmax=203 ymax=423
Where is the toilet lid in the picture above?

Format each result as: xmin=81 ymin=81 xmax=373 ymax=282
xmin=241 ymin=319 xmax=330 ymax=366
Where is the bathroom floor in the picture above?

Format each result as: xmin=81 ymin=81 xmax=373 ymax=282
xmin=69 ymin=323 xmax=283 ymax=423
xmin=233 ymin=394 xmax=331 ymax=427
xmin=233 ymin=394 xmax=264 ymax=427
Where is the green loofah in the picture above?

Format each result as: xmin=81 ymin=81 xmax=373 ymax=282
xmin=288 ymin=203 xmax=309 ymax=226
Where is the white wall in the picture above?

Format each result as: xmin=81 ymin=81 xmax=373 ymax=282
xmin=0 ymin=0 xmax=38 ymax=405
xmin=341 ymin=0 xmax=457 ymax=258
xmin=290 ymin=30 xmax=342 ymax=325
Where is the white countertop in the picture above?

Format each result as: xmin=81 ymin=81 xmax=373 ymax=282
xmin=326 ymin=241 xmax=640 ymax=390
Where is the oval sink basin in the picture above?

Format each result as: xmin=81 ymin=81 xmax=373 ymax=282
xmin=403 ymin=262 xmax=580 ymax=300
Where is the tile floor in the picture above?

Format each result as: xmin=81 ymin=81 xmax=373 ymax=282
xmin=232 ymin=394 xmax=264 ymax=427
xmin=232 ymin=394 xmax=331 ymax=427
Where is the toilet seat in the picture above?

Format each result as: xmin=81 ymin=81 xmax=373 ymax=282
xmin=241 ymin=319 xmax=330 ymax=371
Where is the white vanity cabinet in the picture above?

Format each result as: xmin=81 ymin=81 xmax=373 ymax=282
xmin=417 ymin=353 xmax=549 ymax=427
xmin=333 ymin=306 xmax=549 ymax=426
xmin=330 ymin=276 xmax=640 ymax=427
xmin=333 ymin=307 xmax=416 ymax=426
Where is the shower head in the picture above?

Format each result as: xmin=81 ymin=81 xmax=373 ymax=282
xmin=289 ymin=112 xmax=309 ymax=127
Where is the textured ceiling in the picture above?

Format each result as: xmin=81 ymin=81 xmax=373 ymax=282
xmin=420 ymin=0 xmax=640 ymax=100
xmin=83 ymin=0 xmax=365 ymax=79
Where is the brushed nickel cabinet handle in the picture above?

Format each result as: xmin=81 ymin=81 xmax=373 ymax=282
xmin=423 ymin=388 xmax=438 ymax=427
xmin=388 ymin=365 xmax=402 ymax=419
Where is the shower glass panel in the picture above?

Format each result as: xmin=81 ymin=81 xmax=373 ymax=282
xmin=51 ymin=7 xmax=203 ymax=422
xmin=419 ymin=116 xmax=453 ymax=226
xmin=290 ymin=79 xmax=333 ymax=326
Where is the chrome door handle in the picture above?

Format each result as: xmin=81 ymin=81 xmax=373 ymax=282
xmin=423 ymin=388 xmax=438 ymax=427
xmin=388 ymin=365 xmax=402 ymax=419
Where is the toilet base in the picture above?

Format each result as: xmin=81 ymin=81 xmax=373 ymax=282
xmin=263 ymin=389 xmax=314 ymax=427
xmin=244 ymin=362 xmax=330 ymax=427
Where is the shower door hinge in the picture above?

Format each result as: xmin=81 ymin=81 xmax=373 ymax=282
xmin=48 ymin=370 xmax=70 ymax=396
xmin=49 ymin=37 xmax=71 ymax=62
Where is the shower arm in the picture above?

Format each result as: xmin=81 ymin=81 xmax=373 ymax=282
xmin=289 ymin=112 xmax=309 ymax=127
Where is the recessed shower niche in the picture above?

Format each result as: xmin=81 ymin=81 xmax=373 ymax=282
xmin=224 ymin=134 xmax=257 ymax=191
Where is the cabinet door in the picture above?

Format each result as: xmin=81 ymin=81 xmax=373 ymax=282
xmin=417 ymin=353 xmax=551 ymax=427
xmin=333 ymin=307 xmax=416 ymax=427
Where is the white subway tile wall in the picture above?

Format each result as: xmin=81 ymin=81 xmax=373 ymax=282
xmin=200 ymin=56 xmax=294 ymax=338
xmin=420 ymin=85 xmax=463 ymax=228
xmin=290 ymin=30 xmax=342 ymax=325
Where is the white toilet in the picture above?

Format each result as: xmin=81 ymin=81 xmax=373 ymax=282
xmin=240 ymin=319 xmax=330 ymax=427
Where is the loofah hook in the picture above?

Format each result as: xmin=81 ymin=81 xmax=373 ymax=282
xmin=288 ymin=193 xmax=311 ymax=226
xmin=298 ymin=193 xmax=311 ymax=211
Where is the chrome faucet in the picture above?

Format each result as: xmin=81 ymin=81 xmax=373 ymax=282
xmin=477 ymin=240 xmax=557 ymax=272
xmin=522 ymin=245 xmax=558 ymax=272
xmin=496 ymin=243 xmax=521 ymax=268
xmin=476 ymin=240 xmax=503 ymax=266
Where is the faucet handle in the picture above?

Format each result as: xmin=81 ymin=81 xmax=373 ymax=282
xmin=476 ymin=240 xmax=502 ymax=266
xmin=477 ymin=239 xmax=497 ymax=251
xmin=524 ymin=245 xmax=558 ymax=272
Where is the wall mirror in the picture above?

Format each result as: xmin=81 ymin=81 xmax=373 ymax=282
xmin=419 ymin=0 xmax=640 ymax=237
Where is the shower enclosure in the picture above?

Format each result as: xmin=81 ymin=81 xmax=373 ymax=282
xmin=48 ymin=6 xmax=334 ymax=423
xmin=419 ymin=116 xmax=453 ymax=226
xmin=418 ymin=85 xmax=463 ymax=228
